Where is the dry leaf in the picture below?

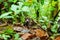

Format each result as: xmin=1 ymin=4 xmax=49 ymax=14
xmin=55 ymin=36 xmax=60 ymax=40
xmin=34 ymin=29 xmax=49 ymax=40
xmin=13 ymin=27 xmax=23 ymax=32
xmin=21 ymin=33 xmax=33 ymax=40
xmin=35 ymin=29 xmax=47 ymax=37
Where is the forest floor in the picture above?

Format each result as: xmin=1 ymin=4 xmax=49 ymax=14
xmin=0 ymin=22 xmax=60 ymax=40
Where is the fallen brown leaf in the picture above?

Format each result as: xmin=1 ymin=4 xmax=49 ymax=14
xmin=34 ymin=29 xmax=49 ymax=40
xmin=21 ymin=33 xmax=34 ymax=40
xmin=13 ymin=27 xmax=23 ymax=32
xmin=34 ymin=29 xmax=48 ymax=37
xmin=0 ymin=22 xmax=7 ymax=27
xmin=55 ymin=36 xmax=60 ymax=40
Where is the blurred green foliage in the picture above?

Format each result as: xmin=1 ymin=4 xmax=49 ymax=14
xmin=0 ymin=0 xmax=60 ymax=37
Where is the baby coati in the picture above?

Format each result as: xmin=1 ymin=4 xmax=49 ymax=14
xmin=24 ymin=18 xmax=36 ymax=28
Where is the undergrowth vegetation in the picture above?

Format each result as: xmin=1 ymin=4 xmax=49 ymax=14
xmin=0 ymin=0 xmax=60 ymax=40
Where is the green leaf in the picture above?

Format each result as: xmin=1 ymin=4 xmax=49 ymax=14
xmin=51 ymin=23 xmax=58 ymax=33
xmin=8 ymin=0 xmax=17 ymax=3
xmin=14 ymin=34 xmax=22 ymax=40
xmin=4 ymin=29 xmax=14 ymax=34
xmin=14 ymin=33 xmax=21 ymax=40
xmin=2 ymin=16 xmax=13 ymax=18
xmin=0 ymin=0 xmax=4 ymax=3
xmin=11 ymin=4 xmax=22 ymax=14
xmin=0 ymin=12 xmax=12 ymax=18
xmin=41 ymin=0 xmax=44 ymax=5
xmin=22 ymin=6 xmax=30 ymax=12
xmin=18 ymin=2 xmax=23 ymax=8
xmin=19 ymin=38 xmax=22 ymax=40
xmin=42 ymin=25 xmax=47 ymax=30
xmin=13 ymin=0 xmax=17 ymax=3
xmin=11 ymin=4 xmax=19 ymax=11
xmin=2 ymin=34 xmax=10 ymax=40
xmin=24 ymin=2 xmax=30 ymax=6
xmin=3 ymin=2 xmax=8 ymax=7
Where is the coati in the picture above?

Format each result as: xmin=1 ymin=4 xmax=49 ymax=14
xmin=24 ymin=18 xmax=30 ymax=27
xmin=24 ymin=18 xmax=36 ymax=28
